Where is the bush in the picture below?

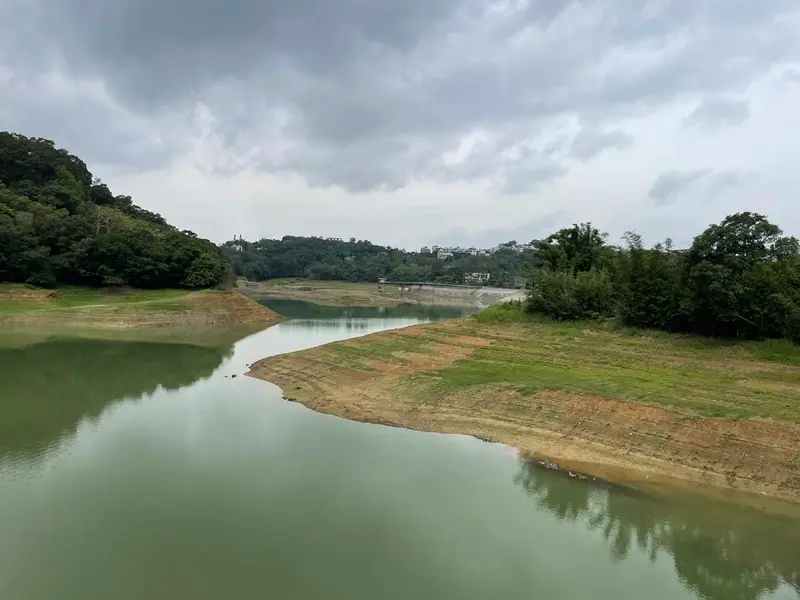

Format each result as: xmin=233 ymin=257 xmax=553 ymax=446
xmin=526 ymin=269 xmax=616 ymax=321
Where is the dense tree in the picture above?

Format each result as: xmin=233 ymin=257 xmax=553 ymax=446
xmin=223 ymin=236 xmax=534 ymax=288
xmin=0 ymin=132 xmax=228 ymax=289
xmin=533 ymin=222 xmax=611 ymax=273
xmin=524 ymin=213 xmax=799 ymax=343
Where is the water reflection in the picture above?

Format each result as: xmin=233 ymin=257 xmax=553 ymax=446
xmin=261 ymin=298 xmax=474 ymax=320
xmin=0 ymin=336 xmax=235 ymax=459
xmin=514 ymin=461 xmax=800 ymax=600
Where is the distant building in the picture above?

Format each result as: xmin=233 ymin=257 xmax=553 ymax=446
xmin=378 ymin=277 xmax=387 ymax=284
xmin=231 ymin=244 xmax=244 ymax=252
xmin=420 ymin=246 xmax=431 ymax=254
xmin=437 ymin=249 xmax=454 ymax=260
xmin=464 ymin=272 xmax=491 ymax=284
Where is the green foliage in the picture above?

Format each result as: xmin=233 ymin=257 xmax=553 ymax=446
xmin=224 ymin=236 xmax=534 ymax=287
xmin=473 ymin=301 xmax=533 ymax=324
xmin=527 ymin=269 xmax=616 ymax=321
xmin=533 ymin=222 xmax=611 ymax=273
xmin=523 ymin=212 xmax=800 ymax=343
xmin=0 ymin=132 xmax=226 ymax=289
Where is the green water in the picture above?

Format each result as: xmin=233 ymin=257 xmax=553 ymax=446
xmin=0 ymin=306 xmax=798 ymax=600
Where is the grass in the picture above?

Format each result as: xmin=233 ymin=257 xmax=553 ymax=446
xmin=0 ymin=283 xmax=191 ymax=316
xmin=311 ymin=302 xmax=800 ymax=423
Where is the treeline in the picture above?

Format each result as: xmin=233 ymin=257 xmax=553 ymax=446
xmin=526 ymin=215 xmax=800 ymax=342
xmin=223 ymin=236 xmax=533 ymax=287
xmin=0 ymin=132 xmax=228 ymax=288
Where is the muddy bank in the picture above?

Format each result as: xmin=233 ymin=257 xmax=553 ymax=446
xmin=237 ymin=279 xmax=523 ymax=308
xmin=0 ymin=291 xmax=282 ymax=330
xmin=248 ymin=318 xmax=800 ymax=504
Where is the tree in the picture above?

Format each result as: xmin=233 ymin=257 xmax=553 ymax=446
xmin=534 ymin=222 xmax=609 ymax=274
xmin=0 ymin=132 xmax=227 ymax=289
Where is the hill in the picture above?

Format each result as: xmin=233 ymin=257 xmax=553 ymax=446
xmin=0 ymin=132 xmax=228 ymax=289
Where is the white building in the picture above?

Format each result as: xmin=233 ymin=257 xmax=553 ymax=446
xmin=464 ymin=272 xmax=491 ymax=284
xmin=437 ymin=249 xmax=454 ymax=260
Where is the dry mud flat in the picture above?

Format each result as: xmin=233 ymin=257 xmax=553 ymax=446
xmin=0 ymin=291 xmax=282 ymax=329
xmin=249 ymin=318 xmax=800 ymax=504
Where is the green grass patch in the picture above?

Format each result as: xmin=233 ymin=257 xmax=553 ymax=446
xmin=414 ymin=319 xmax=800 ymax=422
xmin=0 ymin=284 xmax=190 ymax=316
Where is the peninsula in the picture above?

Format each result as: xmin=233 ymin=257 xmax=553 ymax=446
xmin=249 ymin=303 xmax=800 ymax=503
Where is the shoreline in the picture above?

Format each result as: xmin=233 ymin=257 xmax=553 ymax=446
xmin=0 ymin=288 xmax=282 ymax=330
xmin=236 ymin=278 xmax=524 ymax=308
xmin=248 ymin=317 xmax=800 ymax=507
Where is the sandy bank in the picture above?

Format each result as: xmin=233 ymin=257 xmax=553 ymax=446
xmin=0 ymin=290 xmax=282 ymax=330
xmin=248 ymin=318 xmax=800 ymax=504
xmin=237 ymin=279 xmax=523 ymax=308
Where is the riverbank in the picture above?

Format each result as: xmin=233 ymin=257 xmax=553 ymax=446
xmin=0 ymin=284 xmax=282 ymax=330
xmin=248 ymin=304 xmax=800 ymax=504
xmin=236 ymin=278 xmax=524 ymax=308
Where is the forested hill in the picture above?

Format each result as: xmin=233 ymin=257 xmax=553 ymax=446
xmin=225 ymin=215 xmax=800 ymax=343
xmin=222 ymin=236 xmax=536 ymax=287
xmin=0 ymin=132 xmax=228 ymax=288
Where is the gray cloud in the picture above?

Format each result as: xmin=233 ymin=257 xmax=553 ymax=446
xmin=649 ymin=168 xmax=757 ymax=205
xmin=682 ymin=97 xmax=751 ymax=129
xmin=2 ymin=0 xmax=799 ymax=193
xmin=649 ymin=169 xmax=713 ymax=205
xmin=569 ymin=128 xmax=634 ymax=161
xmin=782 ymin=69 xmax=800 ymax=85
xmin=441 ymin=211 xmax=570 ymax=248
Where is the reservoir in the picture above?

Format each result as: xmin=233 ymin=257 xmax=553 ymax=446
xmin=0 ymin=301 xmax=798 ymax=600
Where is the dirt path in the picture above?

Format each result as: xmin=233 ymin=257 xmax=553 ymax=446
xmin=248 ymin=318 xmax=800 ymax=504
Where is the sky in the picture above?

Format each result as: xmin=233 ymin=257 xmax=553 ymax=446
xmin=2 ymin=0 xmax=799 ymax=249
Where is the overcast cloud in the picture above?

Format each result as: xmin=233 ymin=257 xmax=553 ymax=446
xmin=2 ymin=0 xmax=799 ymax=247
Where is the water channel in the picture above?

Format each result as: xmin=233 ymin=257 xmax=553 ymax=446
xmin=0 ymin=300 xmax=798 ymax=599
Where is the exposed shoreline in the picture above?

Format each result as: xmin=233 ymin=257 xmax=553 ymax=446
xmin=0 ymin=288 xmax=282 ymax=330
xmin=248 ymin=317 xmax=800 ymax=507
xmin=237 ymin=278 xmax=525 ymax=308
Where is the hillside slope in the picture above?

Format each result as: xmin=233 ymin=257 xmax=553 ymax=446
xmin=0 ymin=132 xmax=228 ymax=289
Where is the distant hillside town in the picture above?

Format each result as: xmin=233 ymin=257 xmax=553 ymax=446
xmin=420 ymin=242 xmax=535 ymax=260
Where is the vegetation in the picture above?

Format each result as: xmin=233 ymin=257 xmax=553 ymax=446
xmin=225 ymin=213 xmax=798 ymax=343
xmin=525 ymin=214 xmax=800 ymax=342
xmin=0 ymin=132 xmax=228 ymax=289
xmin=223 ymin=236 xmax=534 ymax=287
xmin=298 ymin=306 xmax=798 ymax=421
xmin=0 ymin=283 xmax=190 ymax=317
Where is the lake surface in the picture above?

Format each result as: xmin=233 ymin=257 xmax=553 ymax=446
xmin=1 ymin=302 xmax=798 ymax=600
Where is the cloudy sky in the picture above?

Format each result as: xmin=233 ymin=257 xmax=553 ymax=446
xmin=2 ymin=0 xmax=799 ymax=248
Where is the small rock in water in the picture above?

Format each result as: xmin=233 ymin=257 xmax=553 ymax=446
xmin=232 ymin=374 xmax=238 ymax=379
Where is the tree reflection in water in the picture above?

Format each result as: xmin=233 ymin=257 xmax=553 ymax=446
xmin=514 ymin=460 xmax=800 ymax=600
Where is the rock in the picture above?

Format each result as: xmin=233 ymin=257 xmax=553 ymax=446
xmin=232 ymin=374 xmax=238 ymax=379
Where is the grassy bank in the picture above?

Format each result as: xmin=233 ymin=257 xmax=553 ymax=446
xmin=0 ymin=284 xmax=189 ymax=315
xmin=0 ymin=284 xmax=281 ymax=330
xmin=249 ymin=303 xmax=800 ymax=503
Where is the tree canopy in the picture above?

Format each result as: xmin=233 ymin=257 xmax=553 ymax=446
xmin=223 ymin=236 xmax=535 ymax=287
xmin=0 ymin=132 xmax=228 ymax=288
xmin=526 ymin=214 xmax=800 ymax=342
